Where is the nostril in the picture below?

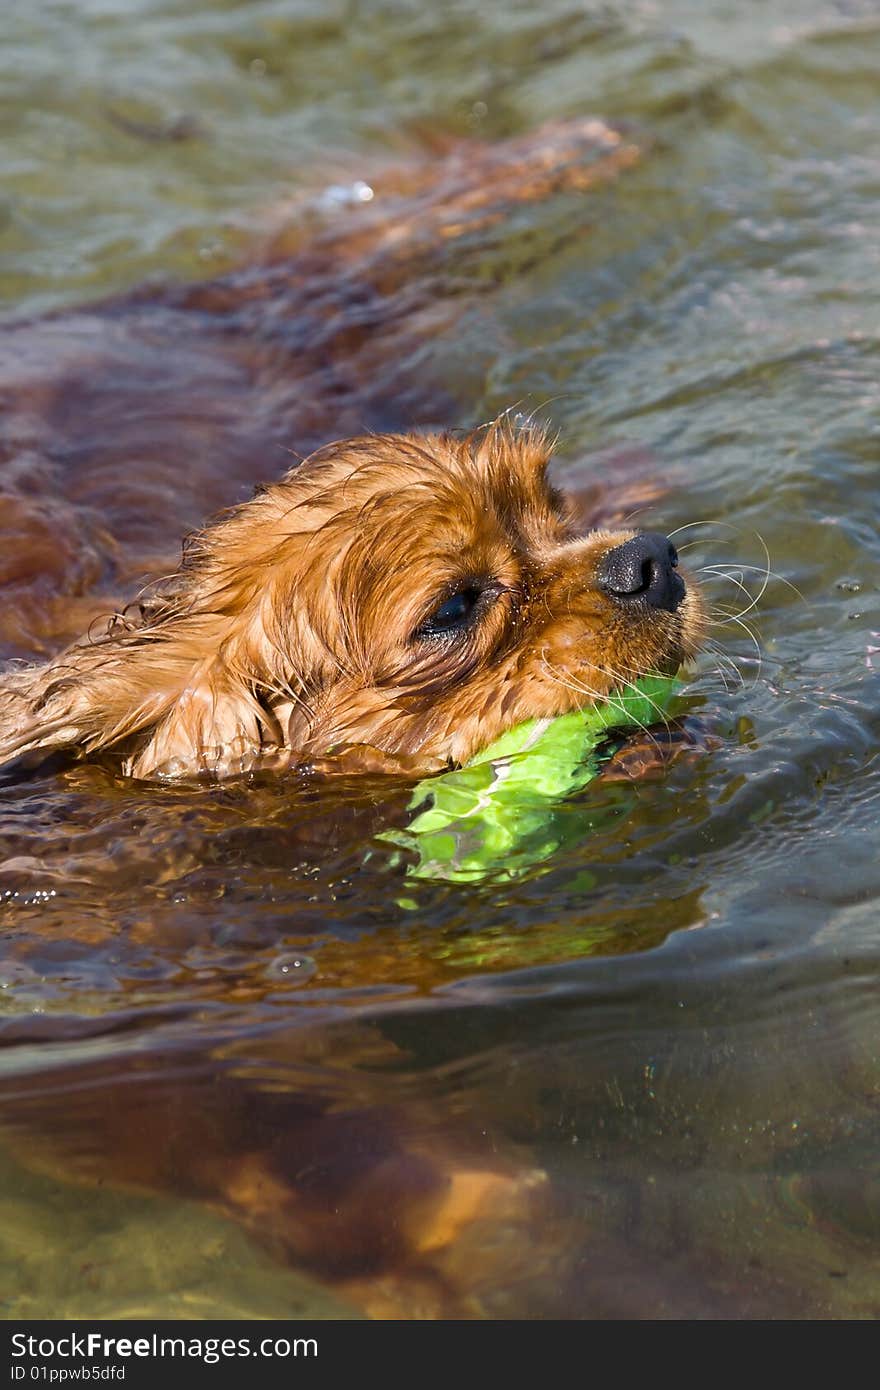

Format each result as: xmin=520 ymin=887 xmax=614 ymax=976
xmin=598 ymin=532 xmax=686 ymax=613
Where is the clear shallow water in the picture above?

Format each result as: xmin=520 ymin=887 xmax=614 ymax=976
xmin=0 ymin=0 xmax=878 ymax=1318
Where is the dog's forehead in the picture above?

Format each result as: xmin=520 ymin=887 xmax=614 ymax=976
xmin=281 ymin=428 xmax=560 ymax=577
xmin=349 ymin=487 xmax=516 ymax=581
xmin=299 ymin=427 xmax=549 ymax=496
xmin=357 ymin=474 xmax=548 ymax=571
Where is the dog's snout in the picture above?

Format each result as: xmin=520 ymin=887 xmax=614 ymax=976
xmin=598 ymin=532 xmax=685 ymax=613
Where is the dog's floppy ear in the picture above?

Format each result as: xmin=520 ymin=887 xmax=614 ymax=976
xmin=122 ymin=655 xmax=265 ymax=778
xmin=0 ymin=624 xmax=266 ymax=779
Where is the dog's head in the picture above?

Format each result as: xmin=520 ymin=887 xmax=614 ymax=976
xmin=0 ymin=424 xmax=705 ymax=779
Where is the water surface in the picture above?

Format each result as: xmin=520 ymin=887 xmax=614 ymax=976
xmin=1 ymin=0 xmax=878 ymax=1318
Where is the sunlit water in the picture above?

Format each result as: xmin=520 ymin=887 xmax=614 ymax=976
xmin=0 ymin=0 xmax=878 ymax=1318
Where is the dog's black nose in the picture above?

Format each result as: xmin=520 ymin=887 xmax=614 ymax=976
xmin=597 ymin=532 xmax=685 ymax=613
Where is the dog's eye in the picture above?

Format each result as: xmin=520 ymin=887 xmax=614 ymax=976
xmin=414 ymin=585 xmax=485 ymax=641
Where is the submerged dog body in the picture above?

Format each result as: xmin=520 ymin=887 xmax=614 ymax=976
xmin=0 ymin=121 xmax=714 ymax=1320
xmin=0 ymin=117 xmax=699 ymax=784
xmin=0 ymin=423 xmax=704 ymax=780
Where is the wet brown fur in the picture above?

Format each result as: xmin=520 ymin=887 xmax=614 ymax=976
xmin=0 ymin=117 xmax=687 ymax=781
xmin=0 ymin=422 xmax=705 ymax=780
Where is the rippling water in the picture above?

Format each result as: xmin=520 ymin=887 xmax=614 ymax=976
xmin=1 ymin=0 xmax=878 ymax=1318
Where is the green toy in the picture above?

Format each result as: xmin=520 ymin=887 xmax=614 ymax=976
xmin=383 ymin=673 xmax=679 ymax=884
